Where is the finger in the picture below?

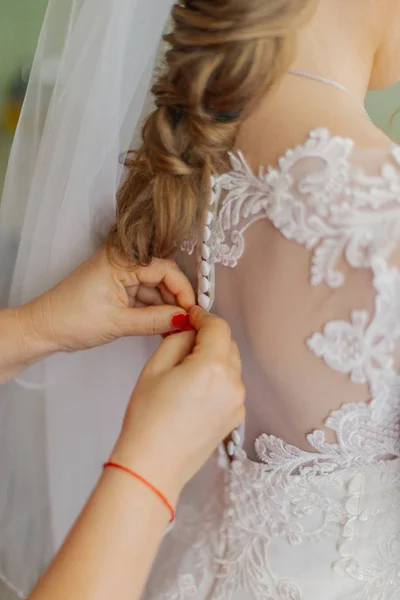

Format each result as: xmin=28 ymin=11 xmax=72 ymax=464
xmin=158 ymin=281 xmax=178 ymax=307
xmin=229 ymin=341 xmax=242 ymax=375
xmin=116 ymin=305 xmax=189 ymax=337
xmin=145 ymin=330 xmax=196 ymax=376
xmin=120 ymin=259 xmax=196 ymax=311
xmin=189 ymin=306 xmax=232 ymax=361
xmin=136 ymin=286 xmax=165 ymax=307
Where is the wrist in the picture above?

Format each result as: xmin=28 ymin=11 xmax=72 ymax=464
xmin=17 ymin=297 xmax=60 ymax=360
xmin=0 ymin=304 xmax=57 ymax=384
xmin=110 ymin=435 xmax=184 ymax=510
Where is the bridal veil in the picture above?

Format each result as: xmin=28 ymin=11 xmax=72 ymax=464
xmin=0 ymin=0 xmax=174 ymax=595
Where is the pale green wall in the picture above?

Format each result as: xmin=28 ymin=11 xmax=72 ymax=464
xmin=0 ymin=0 xmax=398 ymax=136
xmin=0 ymin=1 xmax=48 ymax=190
xmin=0 ymin=0 xmax=399 ymax=192
xmin=0 ymin=0 xmax=48 ymax=106
xmin=367 ymin=83 xmax=400 ymax=140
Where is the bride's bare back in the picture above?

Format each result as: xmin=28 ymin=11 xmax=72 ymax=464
xmin=182 ymin=128 xmax=400 ymax=454
xmin=144 ymin=127 xmax=400 ymax=600
xmin=141 ymin=2 xmax=400 ymax=598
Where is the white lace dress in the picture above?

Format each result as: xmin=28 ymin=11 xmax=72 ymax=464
xmin=143 ymin=129 xmax=400 ymax=600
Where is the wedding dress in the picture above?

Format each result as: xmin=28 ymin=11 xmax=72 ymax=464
xmin=1 ymin=2 xmax=399 ymax=599
xmin=142 ymin=128 xmax=400 ymax=600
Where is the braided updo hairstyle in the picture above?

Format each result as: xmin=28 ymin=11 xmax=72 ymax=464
xmin=108 ymin=0 xmax=316 ymax=265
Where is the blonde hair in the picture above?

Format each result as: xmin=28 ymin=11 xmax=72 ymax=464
xmin=108 ymin=0 xmax=316 ymax=265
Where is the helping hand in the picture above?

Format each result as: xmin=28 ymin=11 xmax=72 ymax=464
xmin=112 ymin=307 xmax=246 ymax=504
xmin=23 ymin=247 xmax=196 ymax=354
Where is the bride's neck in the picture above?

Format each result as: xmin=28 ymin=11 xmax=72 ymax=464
xmin=236 ymin=22 xmax=392 ymax=164
xmin=237 ymin=77 xmax=390 ymax=174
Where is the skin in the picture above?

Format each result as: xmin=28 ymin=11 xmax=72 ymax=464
xmin=0 ymin=247 xmax=196 ymax=383
xmin=0 ymin=249 xmax=244 ymax=599
xmin=28 ymin=308 xmax=245 ymax=600
xmin=8 ymin=0 xmax=400 ymax=595
xmin=232 ymin=0 xmax=400 ymax=448
xmin=238 ymin=0 xmax=400 ymax=165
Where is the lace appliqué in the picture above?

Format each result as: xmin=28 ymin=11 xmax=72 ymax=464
xmin=253 ymin=259 xmax=400 ymax=479
xmin=144 ymin=455 xmax=227 ymax=600
xmin=308 ymin=258 xmax=400 ymax=385
xmin=165 ymin=574 xmax=198 ymax=599
xmin=155 ymin=131 xmax=400 ymax=600
xmin=200 ymin=129 xmax=400 ymax=288
xmin=334 ymin=470 xmax=400 ymax=600
xmin=181 ymin=234 xmax=197 ymax=256
xmin=208 ymin=453 xmax=343 ymax=600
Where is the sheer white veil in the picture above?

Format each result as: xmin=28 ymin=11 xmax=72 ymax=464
xmin=0 ymin=0 xmax=174 ymax=596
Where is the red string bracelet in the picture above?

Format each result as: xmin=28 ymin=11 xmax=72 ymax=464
xmin=103 ymin=461 xmax=175 ymax=523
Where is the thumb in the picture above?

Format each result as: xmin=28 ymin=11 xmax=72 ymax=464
xmin=145 ymin=330 xmax=196 ymax=376
xmin=117 ymin=305 xmax=187 ymax=337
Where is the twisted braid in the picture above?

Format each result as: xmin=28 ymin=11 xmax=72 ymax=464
xmin=109 ymin=0 xmax=316 ymax=264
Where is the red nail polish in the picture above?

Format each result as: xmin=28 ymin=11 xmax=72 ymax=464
xmin=172 ymin=314 xmax=190 ymax=329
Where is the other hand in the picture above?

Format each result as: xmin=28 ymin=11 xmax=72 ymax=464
xmin=112 ymin=307 xmax=245 ymax=504
xmin=22 ymin=247 xmax=196 ymax=354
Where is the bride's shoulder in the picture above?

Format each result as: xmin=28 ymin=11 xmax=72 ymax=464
xmin=211 ymin=128 xmax=400 ymax=274
xmin=222 ymin=127 xmax=400 ymax=201
xmin=235 ymin=112 xmax=396 ymax=171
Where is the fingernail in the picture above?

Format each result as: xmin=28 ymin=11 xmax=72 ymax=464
xmin=162 ymin=330 xmax=181 ymax=339
xmin=172 ymin=313 xmax=190 ymax=329
xmin=165 ymin=330 xmax=180 ymax=338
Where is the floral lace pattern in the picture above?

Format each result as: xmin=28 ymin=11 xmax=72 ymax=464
xmin=148 ymin=130 xmax=400 ymax=600
xmin=147 ymin=451 xmax=400 ymax=600
xmin=334 ymin=470 xmax=400 ymax=600
xmin=200 ymin=129 xmax=400 ymax=287
xmin=308 ymin=257 xmax=400 ymax=386
xmin=144 ymin=454 xmax=228 ymax=600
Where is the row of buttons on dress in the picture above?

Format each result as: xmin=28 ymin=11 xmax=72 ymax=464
xmin=197 ymin=177 xmax=217 ymax=311
xmin=198 ymin=177 xmax=242 ymax=456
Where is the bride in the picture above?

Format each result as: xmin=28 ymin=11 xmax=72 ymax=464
xmin=1 ymin=0 xmax=399 ymax=598
xmin=115 ymin=2 xmax=400 ymax=597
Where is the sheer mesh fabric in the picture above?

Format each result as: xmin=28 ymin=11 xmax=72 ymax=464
xmin=144 ymin=129 xmax=400 ymax=600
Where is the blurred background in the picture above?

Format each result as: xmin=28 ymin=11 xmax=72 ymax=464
xmin=0 ymin=0 xmax=48 ymax=194
xmin=0 ymin=0 xmax=399 ymax=197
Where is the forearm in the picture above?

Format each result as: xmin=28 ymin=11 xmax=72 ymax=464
xmin=28 ymin=461 xmax=174 ymax=600
xmin=0 ymin=302 xmax=56 ymax=384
